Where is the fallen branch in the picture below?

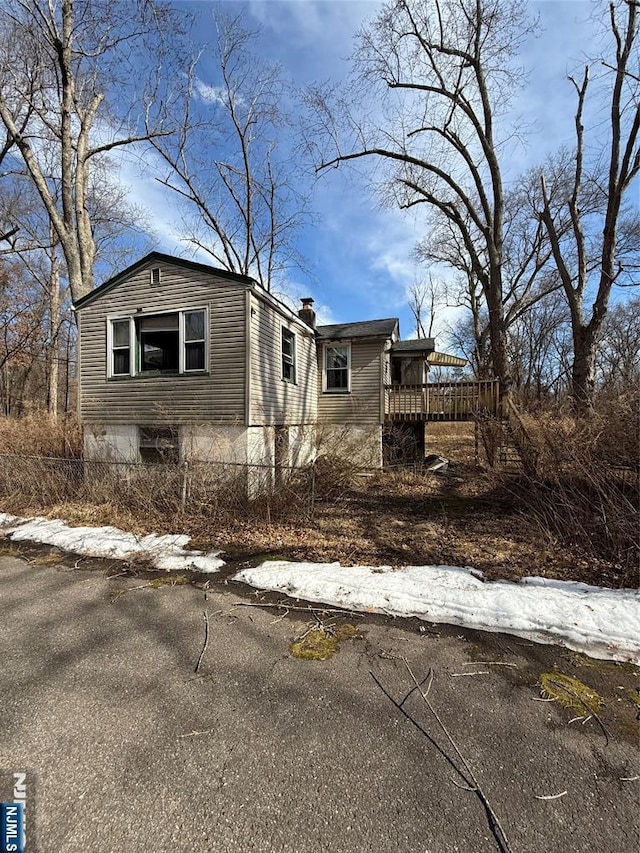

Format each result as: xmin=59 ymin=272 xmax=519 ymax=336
xmin=403 ymin=659 xmax=513 ymax=853
xmin=232 ymin=601 xmax=364 ymax=617
xmin=194 ymin=610 xmax=210 ymax=674
xmin=371 ymin=661 xmax=513 ymax=853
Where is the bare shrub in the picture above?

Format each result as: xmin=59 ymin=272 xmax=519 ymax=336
xmin=0 ymin=453 xmax=317 ymax=526
xmin=0 ymin=413 xmax=82 ymax=458
xmin=504 ymin=390 xmax=639 ymax=581
xmin=310 ymin=456 xmax=358 ymax=504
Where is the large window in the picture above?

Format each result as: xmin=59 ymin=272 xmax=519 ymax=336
xmin=281 ymin=327 xmax=296 ymax=383
xmin=324 ymin=343 xmax=350 ymax=392
xmin=108 ymin=308 xmax=206 ymax=377
xmin=139 ymin=313 xmax=179 ymax=372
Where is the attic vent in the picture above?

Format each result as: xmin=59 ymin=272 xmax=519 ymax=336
xmin=150 ymin=267 xmax=161 ymax=285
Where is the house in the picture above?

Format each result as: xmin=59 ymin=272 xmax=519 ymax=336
xmin=75 ymin=252 xmax=491 ymax=471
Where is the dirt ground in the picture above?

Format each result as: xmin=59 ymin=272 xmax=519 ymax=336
xmin=197 ymin=422 xmax=628 ymax=589
xmin=1 ymin=422 xmax=631 ymax=589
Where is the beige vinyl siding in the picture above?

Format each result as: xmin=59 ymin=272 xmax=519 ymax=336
xmin=318 ymin=339 xmax=384 ymax=425
xmin=249 ymin=293 xmax=318 ymax=425
xmin=78 ymin=260 xmax=247 ymax=425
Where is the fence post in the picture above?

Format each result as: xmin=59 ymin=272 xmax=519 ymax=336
xmin=181 ymin=460 xmax=188 ymax=511
xmin=309 ymin=463 xmax=316 ymax=520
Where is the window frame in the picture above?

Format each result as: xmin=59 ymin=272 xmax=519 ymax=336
xmin=323 ymin=342 xmax=351 ymax=393
xmin=281 ymin=325 xmax=297 ymax=384
xmin=106 ymin=307 xmax=208 ymax=379
xmin=180 ymin=309 xmax=207 ymax=374
xmin=107 ymin=316 xmax=135 ymax=378
xmin=138 ymin=425 xmax=179 ymax=464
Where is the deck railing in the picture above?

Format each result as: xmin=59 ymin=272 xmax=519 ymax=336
xmin=385 ymin=379 xmax=500 ymax=420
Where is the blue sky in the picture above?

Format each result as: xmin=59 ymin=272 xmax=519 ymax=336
xmin=117 ymin=0 xmax=616 ymax=344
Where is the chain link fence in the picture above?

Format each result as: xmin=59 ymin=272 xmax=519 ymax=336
xmin=0 ymin=453 xmax=318 ymax=522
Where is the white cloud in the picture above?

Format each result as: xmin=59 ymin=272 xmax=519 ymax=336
xmin=193 ymin=76 xmax=229 ymax=107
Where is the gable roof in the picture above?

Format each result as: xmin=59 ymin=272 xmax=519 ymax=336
xmin=316 ymin=318 xmax=399 ymax=341
xmin=73 ymin=251 xmax=256 ymax=311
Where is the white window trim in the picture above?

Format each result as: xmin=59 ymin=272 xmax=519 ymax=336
xmin=107 ymin=316 xmax=136 ymax=378
xmin=323 ymin=341 xmax=351 ymax=393
xmin=180 ymin=308 xmax=208 ymax=374
xmin=107 ymin=307 xmax=208 ymax=378
xmin=281 ymin=325 xmax=297 ymax=384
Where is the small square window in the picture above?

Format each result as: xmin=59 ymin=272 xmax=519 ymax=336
xmin=139 ymin=426 xmax=178 ymax=464
xmin=281 ymin=327 xmax=296 ymax=383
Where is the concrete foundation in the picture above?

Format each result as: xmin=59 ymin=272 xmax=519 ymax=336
xmin=83 ymin=423 xmax=319 ymax=495
xmin=84 ymin=424 xmax=138 ymax=463
xmin=315 ymin=424 xmax=383 ymax=469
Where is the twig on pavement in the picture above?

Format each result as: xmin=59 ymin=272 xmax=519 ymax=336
xmin=534 ymin=791 xmax=568 ymax=800
xmin=450 ymin=671 xmax=491 ymax=677
xmin=232 ymin=601 xmax=364 ymax=617
xmin=402 ymin=658 xmax=513 ymax=853
xmin=194 ymin=610 xmax=210 ymax=674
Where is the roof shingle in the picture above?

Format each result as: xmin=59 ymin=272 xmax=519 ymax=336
xmin=316 ymin=318 xmax=399 ymax=340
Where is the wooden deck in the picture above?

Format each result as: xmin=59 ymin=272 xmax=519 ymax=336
xmin=385 ymin=379 xmax=500 ymax=421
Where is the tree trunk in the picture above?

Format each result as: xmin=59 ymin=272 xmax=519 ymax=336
xmin=571 ymin=324 xmax=597 ymax=415
xmin=485 ymin=266 xmax=512 ymax=408
xmin=47 ymin=248 xmax=61 ymax=417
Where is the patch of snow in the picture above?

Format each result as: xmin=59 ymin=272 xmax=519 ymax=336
xmin=0 ymin=513 xmax=223 ymax=573
xmin=235 ymin=561 xmax=640 ymax=665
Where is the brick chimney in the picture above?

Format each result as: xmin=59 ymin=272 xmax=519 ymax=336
xmin=298 ymin=297 xmax=316 ymax=329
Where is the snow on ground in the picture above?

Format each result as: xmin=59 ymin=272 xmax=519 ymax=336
xmin=235 ymin=561 xmax=640 ymax=665
xmin=0 ymin=513 xmax=224 ymax=573
xmin=1 ymin=511 xmax=637 ymax=663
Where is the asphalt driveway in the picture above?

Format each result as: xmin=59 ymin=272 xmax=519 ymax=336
xmin=0 ymin=553 xmax=638 ymax=853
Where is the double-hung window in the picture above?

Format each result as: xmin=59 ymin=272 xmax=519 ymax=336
xmin=324 ymin=343 xmax=350 ymax=392
xmin=111 ymin=319 xmax=132 ymax=377
xmin=108 ymin=308 xmax=207 ymax=377
xmin=281 ymin=327 xmax=296 ymax=383
xmin=183 ymin=311 xmax=206 ymax=371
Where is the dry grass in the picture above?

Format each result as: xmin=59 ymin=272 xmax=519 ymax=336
xmin=0 ymin=412 xmax=635 ymax=589
xmin=0 ymin=412 xmax=82 ymax=458
xmin=504 ymin=391 xmax=639 ymax=581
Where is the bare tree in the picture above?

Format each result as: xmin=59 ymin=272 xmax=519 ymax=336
xmin=539 ymin=0 xmax=640 ymax=413
xmin=420 ymin=165 xmax=568 ymax=379
xmin=309 ymin=0 xmax=537 ymax=402
xmin=597 ymin=295 xmax=640 ymax=390
xmin=149 ymin=11 xmax=308 ymax=291
xmin=407 ymin=275 xmax=441 ymax=338
xmin=0 ymin=0 xmax=180 ymax=301
xmin=0 ymin=145 xmax=149 ymax=414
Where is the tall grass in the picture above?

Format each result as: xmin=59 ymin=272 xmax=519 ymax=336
xmin=507 ymin=390 xmax=639 ymax=583
xmin=0 ymin=412 xmax=82 ymax=457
